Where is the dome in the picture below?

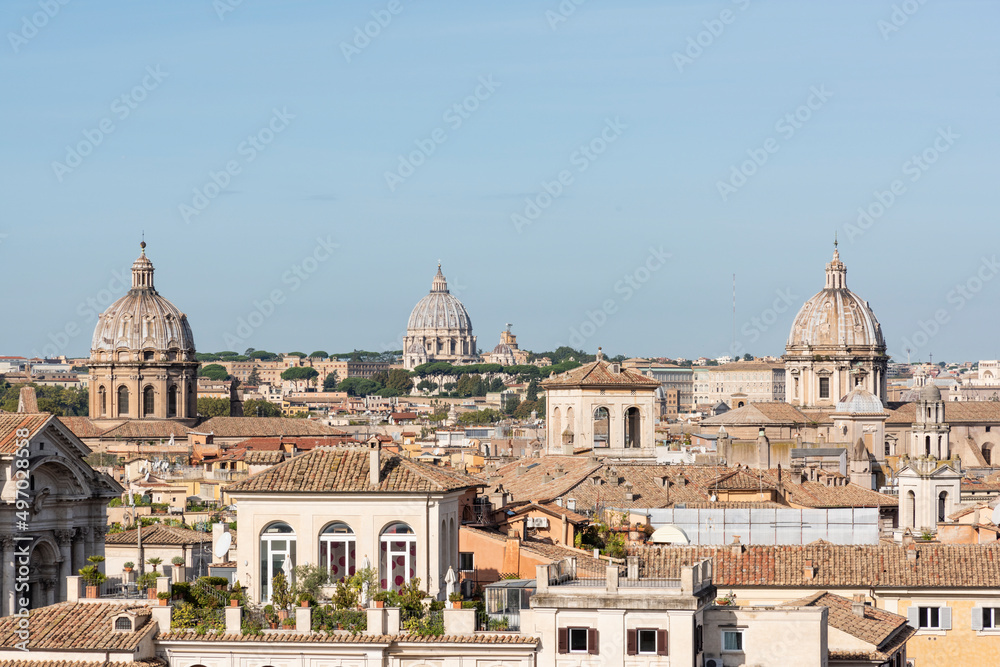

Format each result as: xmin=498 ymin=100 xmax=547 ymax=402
xmin=787 ymin=248 xmax=884 ymax=349
xmin=919 ymin=382 xmax=942 ymax=402
xmin=407 ymin=265 xmax=473 ymax=332
xmin=492 ymin=342 xmax=514 ymax=356
xmin=835 ymin=386 xmax=884 ymax=414
xmin=90 ymin=244 xmax=195 ymax=357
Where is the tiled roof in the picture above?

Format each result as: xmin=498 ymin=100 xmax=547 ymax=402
xmin=157 ymin=631 xmax=537 ymax=644
xmin=226 ymin=447 xmax=482 ymax=494
xmin=57 ymin=416 xmax=107 ymax=438
xmin=540 ymin=360 xmax=660 ymax=389
xmin=98 ymin=420 xmax=192 ymax=440
xmin=630 ymin=542 xmax=1000 ymax=588
xmin=197 ymin=417 xmax=346 ymax=438
xmin=887 ymin=401 xmax=1000 ymax=425
xmin=105 ymin=524 xmax=210 ymax=546
xmin=0 ymin=413 xmax=50 ymax=454
xmin=702 ymin=402 xmax=811 ymax=425
xmin=460 ymin=525 xmax=608 ymax=578
xmin=245 ymin=450 xmax=285 ymax=466
xmin=0 ymin=603 xmax=155 ymax=651
xmin=792 ymin=591 xmax=909 ymax=648
xmin=787 ymin=480 xmax=898 ymax=508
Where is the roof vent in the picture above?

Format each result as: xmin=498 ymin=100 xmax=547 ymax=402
xmin=852 ymin=594 xmax=866 ymax=617
xmin=610 ymin=364 xmax=621 ymax=374
xmin=803 ymin=559 xmax=816 ymax=580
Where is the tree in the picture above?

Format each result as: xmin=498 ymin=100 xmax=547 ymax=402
xmin=526 ymin=379 xmax=539 ymax=402
xmin=246 ymin=367 xmax=262 ymax=386
xmin=200 ymin=364 xmax=230 ymax=381
xmin=337 ymin=377 xmax=380 ymax=397
xmin=309 ymin=351 xmax=329 ymax=359
xmin=244 ymin=348 xmax=255 ymax=357
xmin=502 ymin=394 xmax=520 ymax=416
xmin=197 ymin=397 xmax=230 ymax=417
xmin=286 ymin=351 xmax=306 ymax=358
xmin=416 ymin=379 xmax=438 ymax=392
xmin=385 ymin=369 xmax=413 ymax=395
xmin=243 ymin=399 xmax=281 ymax=417
xmin=323 ymin=372 xmax=340 ymax=391
xmin=249 ymin=350 xmax=280 ymax=361
xmin=743 ymin=353 xmax=753 ymax=361
xmin=280 ymin=367 xmax=319 ymax=382
xmin=458 ymin=408 xmax=502 ymax=425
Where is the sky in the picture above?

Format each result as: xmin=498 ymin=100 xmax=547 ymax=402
xmin=1 ymin=1 xmax=998 ymax=363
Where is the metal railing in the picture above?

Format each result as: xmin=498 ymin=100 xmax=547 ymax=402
xmin=477 ymin=608 xmax=519 ymax=632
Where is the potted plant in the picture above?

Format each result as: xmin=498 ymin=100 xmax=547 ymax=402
xmin=137 ymin=572 xmax=158 ymax=599
xmin=281 ymin=617 xmax=296 ymax=629
xmin=147 ymin=557 xmax=163 ymax=573
xmin=448 ymin=592 xmax=463 ymax=609
xmin=271 ymin=572 xmax=292 ymax=620
xmin=171 ymin=556 xmax=185 ymax=567
xmin=156 ymin=591 xmax=170 ymax=606
xmin=372 ymin=590 xmax=390 ymax=609
xmin=230 ymin=592 xmax=241 ymax=607
xmin=264 ymin=604 xmax=277 ymax=629
xmin=78 ymin=555 xmax=107 ymax=598
xmin=123 ymin=561 xmax=135 ymax=573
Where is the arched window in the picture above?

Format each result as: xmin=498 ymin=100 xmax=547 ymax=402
xmin=168 ymin=385 xmax=178 ymax=417
xmin=260 ymin=522 xmax=295 ymax=602
xmin=319 ymin=522 xmax=355 ymax=582
xmin=907 ymin=490 xmax=916 ymax=528
xmin=117 ymin=386 xmax=129 ymax=417
xmin=380 ymin=522 xmax=416 ymax=592
xmin=925 ymin=435 xmax=931 ymax=456
xmin=938 ymin=491 xmax=948 ymax=522
xmin=98 ymin=386 xmax=107 ymax=416
xmin=624 ymin=407 xmax=641 ymax=448
xmin=114 ymin=617 xmax=132 ymax=631
xmin=983 ymin=443 xmax=994 ymax=466
xmin=143 ymin=386 xmax=155 ymax=417
xmin=593 ymin=407 xmax=609 ymax=448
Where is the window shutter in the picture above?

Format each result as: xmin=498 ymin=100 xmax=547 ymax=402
xmin=626 ymin=629 xmax=637 ymax=655
xmin=940 ymin=606 xmax=952 ymax=630
xmin=907 ymin=606 xmax=920 ymax=628
xmin=557 ymin=627 xmax=568 ymax=654
xmin=972 ymin=607 xmax=984 ymax=631
xmin=657 ymin=629 xmax=669 ymax=656
xmin=588 ymin=628 xmax=599 ymax=655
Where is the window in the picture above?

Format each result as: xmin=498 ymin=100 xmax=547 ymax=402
xmin=380 ymin=522 xmax=416 ymax=592
xmin=143 ymin=386 xmax=155 ymax=416
xmin=319 ymin=522 xmax=355 ymax=582
xmin=627 ymin=628 xmax=668 ymax=656
xmin=908 ymin=605 xmax=951 ymax=630
xmin=722 ymin=630 xmax=743 ymax=651
xmin=117 ymin=386 xmax=129 ymax=416
xmin=819 ymin=377 xmax=830 ymax=399
xmin=114 ymin=617 xmax=132 ymax=631
xmin=558 ymin=627 xmax=598 ymax=655
xmin=259 ymin=522 xmax=295 ymax=602
xmin=459 ymin=552 xmax=474 ymax=572
xmin=973 ymin=607 xmax=1000 ymax=630
xmin=168 ymin=385 xmax=178 ymax=417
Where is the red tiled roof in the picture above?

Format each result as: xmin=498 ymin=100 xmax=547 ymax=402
xmin=0 ymin=413 xmax=50 ymax=453
xmin=98 ymin=421 xmax=191 ymax=440
xmin=105 ymin=524 xmax=210 ymax=546
xmin=197 ymin=417 xmax=346 ymax=437
xmin=540 ymin=360 xmax=660 ymax=389
xmin=157 ymin=631 xmax=537 ymax=644
xmin=0 ymin=602 xmax=155 ymax=651
xmin=57 ymin=416 xmax=107 ymax=438
xmin=226 ymin=446 xmax=482 ymax=494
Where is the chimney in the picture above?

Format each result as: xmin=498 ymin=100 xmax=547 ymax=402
xmin=730 ymin=535 xmax=744 ymax=556
xmin=369 ymin=441 xmax=381 ymax=486
xmin=803 ymin=559 xmax=815 ymax=580
xmin=852 ymin=594 xmax=866 ymax=617
xmin=906 ymin=544 xmax=918 ymax=561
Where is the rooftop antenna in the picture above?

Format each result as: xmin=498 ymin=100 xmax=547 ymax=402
xmin=906 ymin=348 xmax=912 ymax=365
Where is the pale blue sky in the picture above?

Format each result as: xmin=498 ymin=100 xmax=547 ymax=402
xmin=1 ymin=1 xmax=997 ymax=362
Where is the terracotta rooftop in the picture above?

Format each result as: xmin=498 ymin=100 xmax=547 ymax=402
xmin=226 ymin=446 xmax=482 ymax=494
xmin=98 ymin=420 xmax=192 ymax=440
xmin=886 ymin=400 xmax=1000 ymax=425
xmin=57 ymin=416 xmax=106 ymax=438
xmin=0 ymin=413 xmax=50 ymax=454
xmin=793 ymin=591 xmax=911 ymax=649
xmin=0 ymin=661 xmax=165 ymax=667
xmin=630 ymin=542 xmax=1000 ymax=588
xmin=702 ymin=402 xmax=811 ymax=426
xmin=540 ymin=360 xmax=660 ymax=389
xmin=0 ymin=602 xmax=154 ymax=651
xmin=196 ymin=417 xmax=346 ymax=437
xmin=105 ymin=524 xmax=210 ymax=546
xmin=460 ymin=525 xmax=608 ymax=578
xmin=244 ymin=450 xmax=285 ymax=466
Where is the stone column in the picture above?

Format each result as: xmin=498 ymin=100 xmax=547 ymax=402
xmin=72 ymin=527 xmax=88 ymax=575
xmin=84 ymin=525 xmax=96 ymax=563
xmin=0 ymin=534 xmax=14 ymax=616
xmin=43 ymin=578 xmax=57 ymax=606
xmin=55 ymin=530 xmax=74 ymax=602
xmin=92 ymin=525 xmax=107 ymax=561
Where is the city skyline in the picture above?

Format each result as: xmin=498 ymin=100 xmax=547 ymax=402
xmin=2 ymin=1 xmax=997 ymax=360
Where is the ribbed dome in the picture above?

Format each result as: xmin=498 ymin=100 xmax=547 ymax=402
xmin=919 ymin=382 xmax=942 ymax=402
xmin=492 ymin=342 xmax=513 ymax=356
xmin=836 ymin=386 xmax=884 ymax=414
xmin=407 ymin=265 xmax=473 ymax=332
xmin=787 ymin=248 xmax=884 ymax=349
xmin=90 ymin=244 xmax=195 ymax=357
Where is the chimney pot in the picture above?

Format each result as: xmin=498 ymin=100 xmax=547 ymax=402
xmin=369 ymin=442 xmax=381 ymax=486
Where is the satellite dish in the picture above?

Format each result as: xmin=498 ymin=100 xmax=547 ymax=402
xmin=214 ymin=532 xmax=232 ymax=559
xmin=143 ymin=472 xmax=150 ymax=483
xmin=991 ymin=505 xmax=1000 ymax=526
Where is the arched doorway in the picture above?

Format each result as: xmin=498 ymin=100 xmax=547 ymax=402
xmin=28 ymin=541 xmax=60 ymax=609
xmin=259 ymin=522 xmax=295 ymax=602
